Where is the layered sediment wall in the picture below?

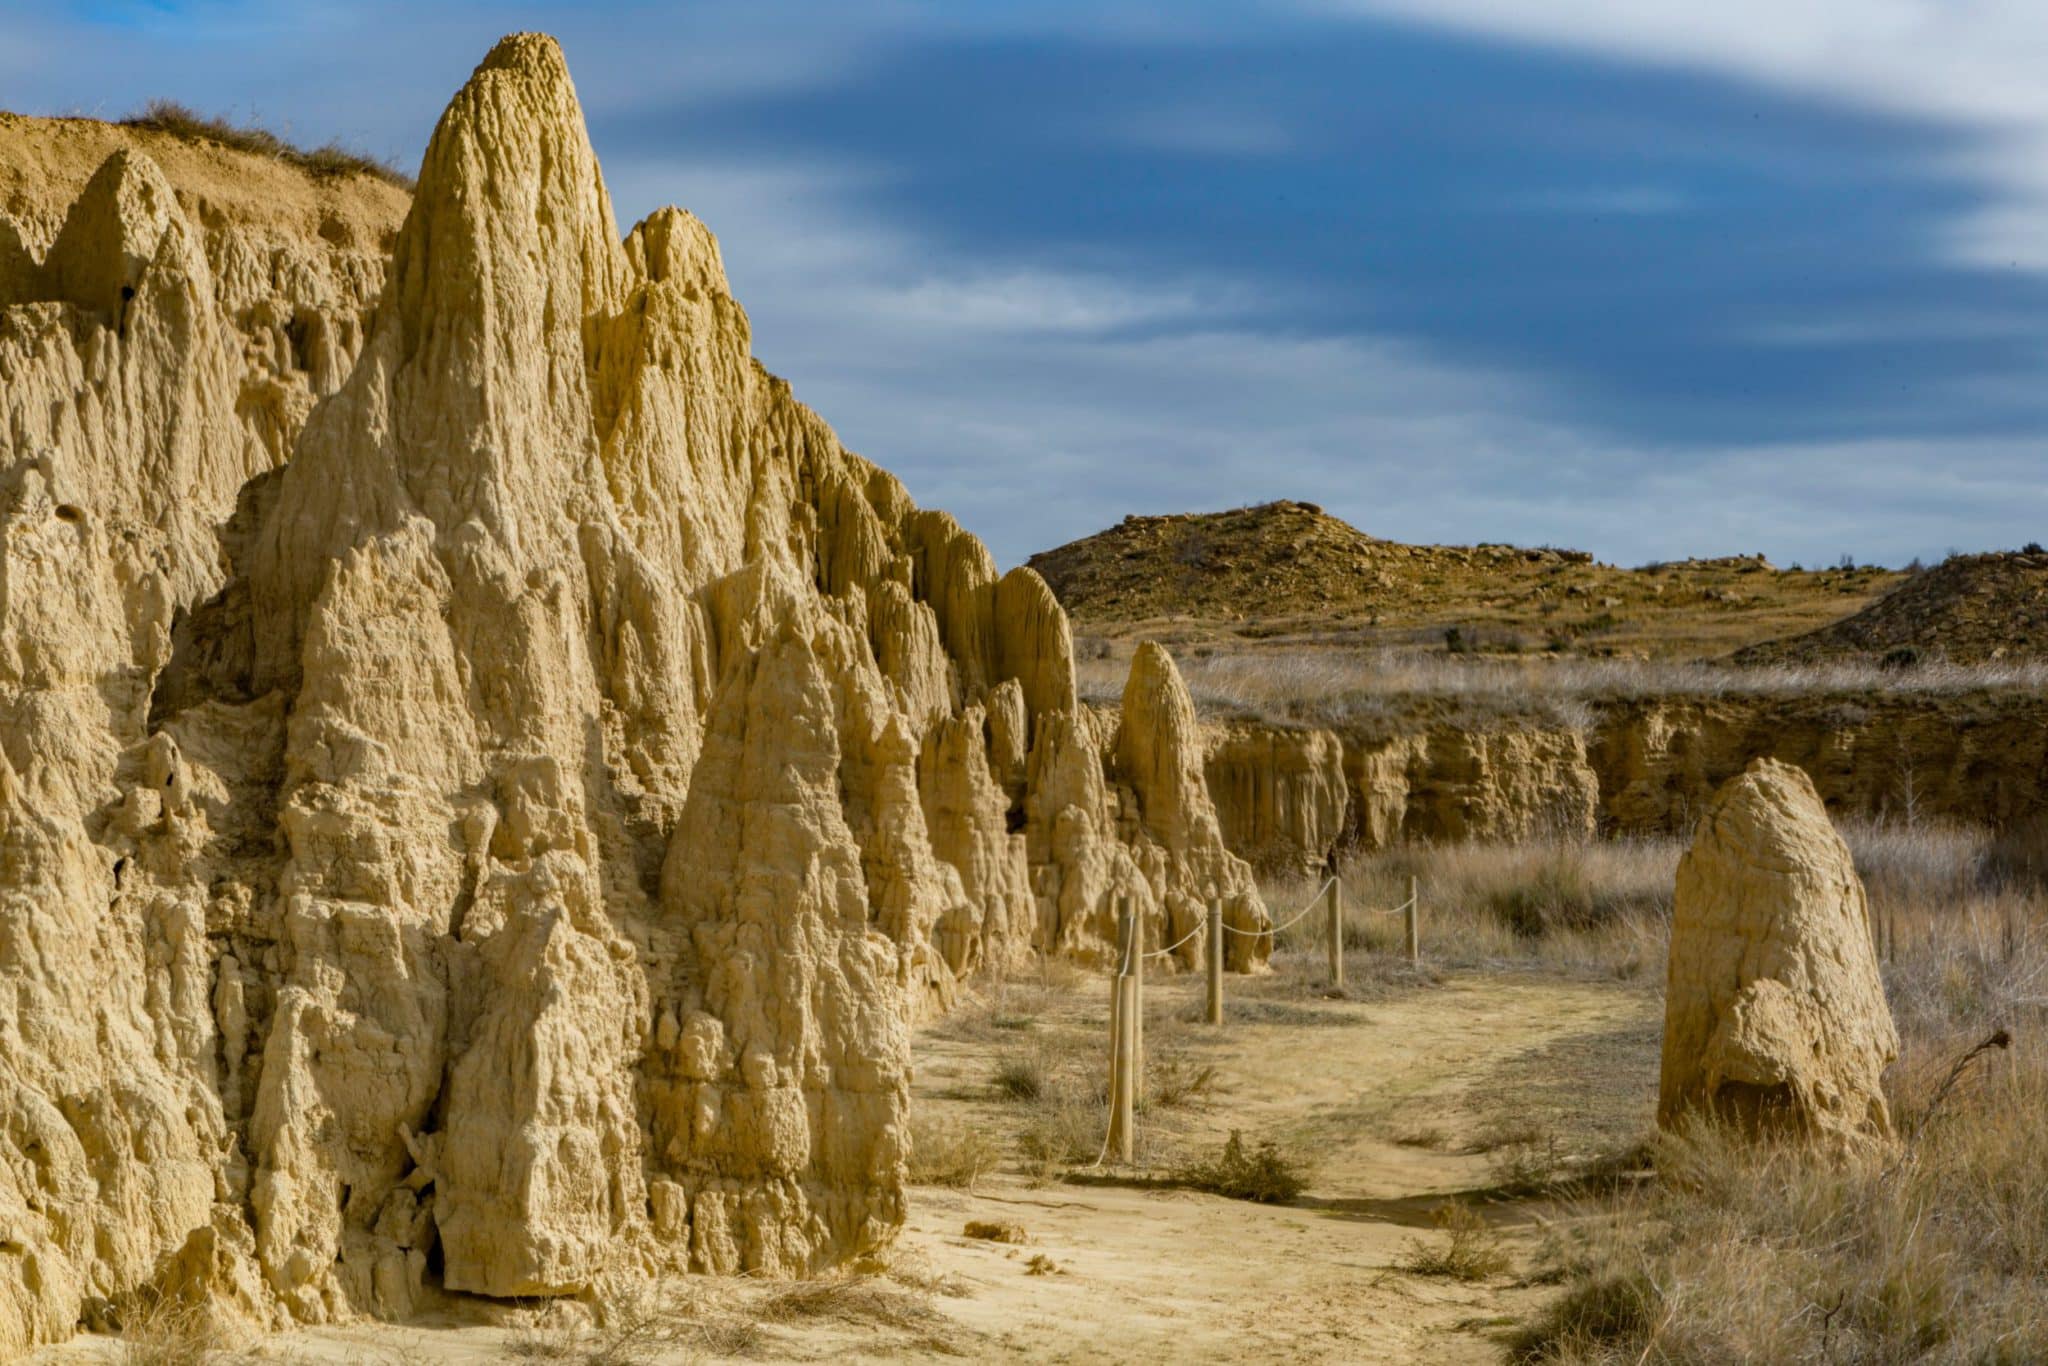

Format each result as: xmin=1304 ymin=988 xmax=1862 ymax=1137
xmin=1205 ymin=688 xmax=2048 ymax=869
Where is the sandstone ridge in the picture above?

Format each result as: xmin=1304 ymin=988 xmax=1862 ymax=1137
xmin=0 ymin=34 xmax=1266 ymax=1350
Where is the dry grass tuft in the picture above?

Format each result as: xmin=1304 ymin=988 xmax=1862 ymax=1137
xmin=1512 ymin=823 xmax=2048 ymax=1364
xmin=120 ymin=98 xmax=413 ymax=188
xmin=907 ymin=1109 xmax=1001 ymax=1189
xmin=756 ymin=1276 xmax=964 ymax=1355
xmin=1175 ymin=1129 xmax=1311 ymax=1203
xmin=1398 ymin=1203 xmax=1513 ymax=1282
xmin=1016 ymin=1097 xmax=1105 ymax=1182
xmin=990 ymin=1049 xmax=1049 ymax=1100
xmin=1145 ymin=1049 xmax=1221 ymax=1109
xmin=506 ymin=1275 xmax=767 ymax=1365
xmin=117 ymin=1292 xmax=233 ymax=1366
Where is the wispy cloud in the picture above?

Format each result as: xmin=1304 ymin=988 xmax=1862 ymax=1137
xmin=606 ymin=146 xmax=2048 ymax=570
xmin=1314 ymin=0 xmax=2048 ymax=270
xmin=7 ymin=2 xmax=2047 ymax=570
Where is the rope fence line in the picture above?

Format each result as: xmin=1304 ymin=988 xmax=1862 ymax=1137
xmin=1144 ymin=919 xmax=1205 ymax=960
xmin=1094 ymin=873 xmax=1424 ymax=1165
xmin=1135 ymin=880 xmax=1417 ymax=955
xmin=1218 ymin=885 xmax=1414 ymax=936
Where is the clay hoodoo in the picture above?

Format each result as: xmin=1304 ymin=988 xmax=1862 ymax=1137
xmin=1658 ymin=758 xmax=1898 ymax=1148
xmin=0 ymin=32 xmax=1265 ymax=1352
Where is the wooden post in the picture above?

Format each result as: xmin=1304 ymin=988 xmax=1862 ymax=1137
xmin=1116 ymin=974 xmax=1137 ymax=1161
xmin=1206 ymin=898 xmax=1224 ymax=1025
xmin=1106 ymin=900 xmax=1138 ymax=1163
xmin=1405 ymin=874 xmax=1420 ymax=963
xmin=1114 ymin=950 xmax=1130 ymax=1155
xmin=1130 ymin=895 xmax=1145 ymax=1102
xmin=1326 ymin=876 xmax=1344 ymax=991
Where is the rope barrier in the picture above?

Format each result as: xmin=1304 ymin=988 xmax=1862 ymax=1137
xmin=1094 ymin=877 xmax=1423 ymax=1166
xmin=1143 ymin=919 xmax=1205 ymax=960
xmin=1219 ymin=887 xmax=1415 ymax=935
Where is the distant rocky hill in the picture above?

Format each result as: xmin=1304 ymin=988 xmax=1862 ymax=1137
xmin=1735 ymin=551 xmax=2048 ymax=666
xmin=1027 ymin=500 xmax=1590 ymax=623
xmin=1028 ymin=500 xmax=1900 ymax=660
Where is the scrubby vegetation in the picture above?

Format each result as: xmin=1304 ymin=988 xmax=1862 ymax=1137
xmin=1399 ymin=1202 xmax=1513 ymax=1282
xmin=907 ymin=1111 xmax=1001 ymax=1189
xmin=904 ymin=804 xmax=2042 ymax=1360
xmin=120 ymin=98 xmax=413 ymax=187
xmin=504 ymin=1267 xmax=961 ymax=1364
xmin=1497 ymin=817 xmax=2048 ymax=1363
xmin=1174 ymin=1130 xmax=1310 ymax=1203
xmin=1077 ymin=643 xmax=2048 ymax=726
xmin=1261 ymin=835 xmax=1676 ymax=978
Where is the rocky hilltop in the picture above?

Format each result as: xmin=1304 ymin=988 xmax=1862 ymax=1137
xmin=1031 ymin=500 xmax=1900 ymax=659
xmin=1736 ymin=550 xmax=2048 ymax=665
xmin=0 ymin=35 xmax=1267 ymax=1350
xmin=1028 ymin=499 xmax=1596 ymax=625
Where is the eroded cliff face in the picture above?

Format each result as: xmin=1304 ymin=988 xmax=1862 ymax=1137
xmin=1201 ymin=722 xmax=1348 ymax=875
xmin=1203 ymin=690 xmax=2048 ymax=870
xmin=0 ymin=35 xmax=1265 ymax=1351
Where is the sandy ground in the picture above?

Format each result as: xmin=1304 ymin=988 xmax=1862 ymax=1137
xmin=38 ymin=961 xmax=1659 ymax=1365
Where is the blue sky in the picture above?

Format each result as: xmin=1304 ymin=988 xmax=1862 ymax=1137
xmin=7 ymin=2 xmax=2048 ymax=567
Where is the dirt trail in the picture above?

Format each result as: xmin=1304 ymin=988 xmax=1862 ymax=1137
xmin=898 ymin=968 xmax=1657 ymax=1364
xmin=33 ymin=968 xmax=1656 ymax=1364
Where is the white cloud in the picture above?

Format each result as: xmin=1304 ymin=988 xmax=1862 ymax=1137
xmin=605 ymin=147 xmax=2048 ymax=571
xmin=11 ymin=2 xmax=2039 ymax=569
xmin=1313 ymin=0 xmax=2048 ymax=270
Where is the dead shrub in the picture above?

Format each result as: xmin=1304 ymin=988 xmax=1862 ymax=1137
xmin=1398 ymin=1202 xmax=1511 ymax=1282
xmin=1145 ymin=1051 xmax=1219 ymax=1109
xmin=991 ymin=1050 xmax=1048 ymax=1101
xmin=1175 ymin=1130 xmax=1309 ymax=1203
xmin=908 ymin=1110 xmax=1001 ymax=1188
xmin=1016 ymin=1098 xmax=1102 ymax=1182
xmin=121 ymin=98 xmax=413 ymax=187
xmin=117 ymin=1292 xmax=231 ymax=1366
xmin=756 ymin=1276 xmax=963 ymax=1356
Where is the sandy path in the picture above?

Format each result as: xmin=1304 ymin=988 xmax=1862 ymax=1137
xmin=33 ymin=968 xmax=1657 ymax=1364
xmin=892 ymin=969 xmax=1657 ymax=1364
